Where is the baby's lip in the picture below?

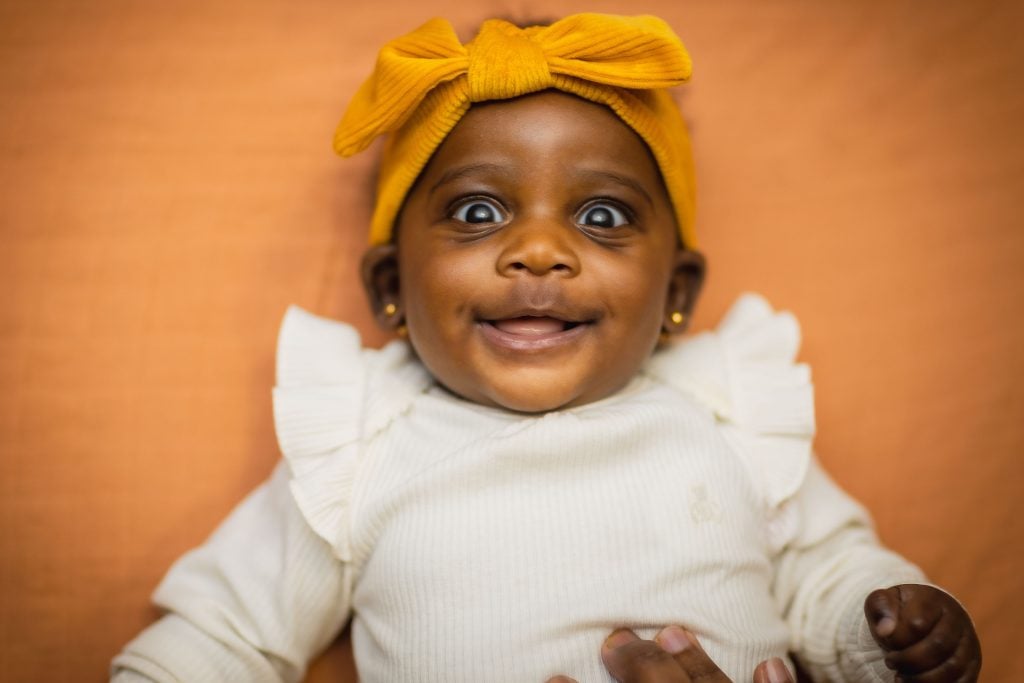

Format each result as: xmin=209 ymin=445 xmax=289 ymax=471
xmin=484 ymin=305 xmax=586 ymax=322
xmin=478 ymin=317 xmax=591 ymax=352
xmin=477 ymin=307 xmax=596 ymax=352
xmin=488 ymin=316 xmax=581 ymax=336
xmin=479 ymin=298 xmax=600 ymax=326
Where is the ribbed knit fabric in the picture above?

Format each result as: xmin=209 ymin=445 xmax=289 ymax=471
xmin=111 ymin=294 xmax=926 ymax=682
xmin=333 ymin=14 xmax=698 ymax=247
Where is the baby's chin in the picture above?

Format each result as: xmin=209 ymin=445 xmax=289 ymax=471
xmin=442 ymin=374 xmax=631 ymax=414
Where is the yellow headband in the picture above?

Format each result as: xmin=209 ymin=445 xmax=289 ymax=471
xmin=335 ymin=13 xmax=696 ymax=247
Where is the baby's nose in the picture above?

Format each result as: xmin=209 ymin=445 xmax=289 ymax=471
xmin=496 ymin=219 xmax=581 ymax=277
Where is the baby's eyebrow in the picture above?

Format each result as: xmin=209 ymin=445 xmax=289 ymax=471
xmin=429 ymin=163 xmax=510 ymax=196
xmin=574 ymin=169 xmax=654 ymax=209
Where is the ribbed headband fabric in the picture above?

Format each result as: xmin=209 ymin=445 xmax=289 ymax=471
xmin=334 ymin=13 xmax=696 ymax=247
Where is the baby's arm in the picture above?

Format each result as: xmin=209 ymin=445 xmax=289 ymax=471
xmin=771 ymin=458 xmax=935 ymax=681
xmin=864 ymin=584 xmax=981 ymax=681
xmin=111 ymin=463 xmax=350 ymax=682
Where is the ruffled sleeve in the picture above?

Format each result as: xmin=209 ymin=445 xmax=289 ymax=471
xmin=645 ymin=293 xmax=815 ymax=546
xmin=272 ymin=306 xmax=431 ymax=561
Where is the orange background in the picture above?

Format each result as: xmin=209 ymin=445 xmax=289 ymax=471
xmin=1 ymin=1 xmax=1021 ymax=680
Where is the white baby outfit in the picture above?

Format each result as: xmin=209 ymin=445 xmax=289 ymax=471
xmin=112 ymin=294 xmax=923 ymax=683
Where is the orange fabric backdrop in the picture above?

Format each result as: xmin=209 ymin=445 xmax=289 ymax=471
xmin=1 ymin=1 xmax=1021 ymax=680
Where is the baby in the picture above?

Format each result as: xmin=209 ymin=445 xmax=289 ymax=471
xmin=112 ymin=13 xmax=981 ymax=683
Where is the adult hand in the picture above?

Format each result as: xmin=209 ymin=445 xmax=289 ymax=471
xmin=546 ymin=626 xmax=793 ymax=683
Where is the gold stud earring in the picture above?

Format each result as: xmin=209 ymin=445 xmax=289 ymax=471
xmin=396 ymin=324 xmax=408 ymax=338
xmin=670 ymin=311 xmax=686 ymax=326
xmin=384 ymin=303 xmax=397 ymax=317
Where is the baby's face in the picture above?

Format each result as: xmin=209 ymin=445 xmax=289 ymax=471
xmin=391 ymin=91 xmax=693 ymax=412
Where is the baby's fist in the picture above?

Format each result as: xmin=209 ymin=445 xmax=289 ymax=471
xmin=864 ymin=584 xmax=980 ymax=682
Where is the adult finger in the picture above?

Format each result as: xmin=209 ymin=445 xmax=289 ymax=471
xmin=653 ymin=626 xmax=793 ymax=683
xmin=653 ymin=626 xmax=732 ymax=682
xmin=601 ymin=629 xmax=695 ymax=682
xmin=753 ymin=658 xmax=796 ymax=683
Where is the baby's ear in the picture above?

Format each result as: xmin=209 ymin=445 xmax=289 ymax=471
xmin=662 ymin=249 xmax=705 ymax=336
xmin=360 ymin=244 xmax=403 ymax=331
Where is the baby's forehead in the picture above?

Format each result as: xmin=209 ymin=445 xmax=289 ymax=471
xmin=423 ymin=92 xmax=667 ymax=190
xmin=462 ymin=90 xmax=629 ymax=128
xmin=449 ymin=92 xmax=660 ymax=160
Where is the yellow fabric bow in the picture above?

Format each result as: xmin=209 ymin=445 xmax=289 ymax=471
xmin=335 ymin=13 xmax=698 ymax=246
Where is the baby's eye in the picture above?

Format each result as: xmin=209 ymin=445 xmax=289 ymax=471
xmin=577 ymin=202 xmax=629 ymax=229
xmin=451 ymin=198 xmax=507 ymax=224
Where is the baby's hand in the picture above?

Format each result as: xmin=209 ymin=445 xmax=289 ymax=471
xmin=864 ymin=584 xmax=981 ymax=682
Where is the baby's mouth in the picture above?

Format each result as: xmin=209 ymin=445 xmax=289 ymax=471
xmin=479 ymin=315 xmax=591 ymax=352
xmin=489 ymin=316 xmax=580 ymax=335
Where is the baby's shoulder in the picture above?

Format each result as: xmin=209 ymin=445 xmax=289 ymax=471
xmin=271 ymin=306 xmax=431 ymax=559
xmin=646 ymin=294 xmax=815 ymax=516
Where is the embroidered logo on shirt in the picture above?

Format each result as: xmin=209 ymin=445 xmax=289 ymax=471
xmin=689 ymin=484 xmax=722 ymax=523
